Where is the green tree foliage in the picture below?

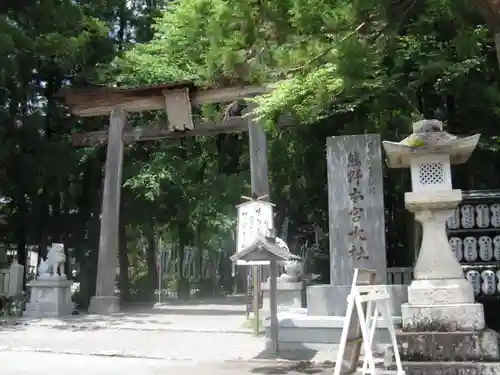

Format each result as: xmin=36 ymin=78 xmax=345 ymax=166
xmin=110 ymin=0 xmax=500 ymax=267
xmin=111 ymin=0 xmax=500 ymax=128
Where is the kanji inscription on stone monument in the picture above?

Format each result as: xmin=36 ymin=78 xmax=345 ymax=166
xmin=346 ymin=151 xmax=368 ymax=260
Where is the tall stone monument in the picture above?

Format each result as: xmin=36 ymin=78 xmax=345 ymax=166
xmin=327 ymin=134 xmax=386 ymax=285
xmin=383 ymin=120 xmax=500 ymax=374
xmin=308 ymin=134 xmax=406 ymax=317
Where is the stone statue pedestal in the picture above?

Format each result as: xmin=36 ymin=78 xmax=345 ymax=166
xmin=25 ymin=278 xmax=74 ymax=318
xmin=401 ymin=190 xmax=485 ymax=331
xmin=261 ymin=280 xmax=303 ymax=316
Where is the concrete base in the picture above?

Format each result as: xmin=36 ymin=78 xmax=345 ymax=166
xmin=264 ymin=310 xmax=402 ymax=352
xmin=397 ymin=330 xmax=499 ymax=361
xmin=260 ymin=281 xmax=303 ymax=318
xmin=306 ymin=284 xmax=407 ymax=316
xmin=88 ymin=296 xmax=120 ymax=314
xmin=401 ymin=302 xmax=485 ymax=331
xmin=25 ymin=278 xmax=74 ymax=318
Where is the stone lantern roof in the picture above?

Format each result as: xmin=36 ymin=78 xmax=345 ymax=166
xmin=382 ymin=119 xmax=481 ymax=169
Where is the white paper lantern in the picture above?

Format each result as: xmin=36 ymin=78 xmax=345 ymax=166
xmin=446 ymin=208 xmax=460 ymax=230
xmin=476 ymin=204 xmax=490 ymax=228
xmin=461 ymin=205 xmax=475 ymax=229
xmin=494 ymin=236 xmax=500 ymax=261
xmin=481 ymin=270 xmax=496 ymax=296
xmin=496 ymin=270 xmax=500 ymax=294
xmin=463 ymin=236 xmax=478 ymax=262
xmin=491 ymin=204 xmax=500 ymax=228
xmin=466 ymin=270 xmax=481 ymax=296
xmin=478 ymin=236 xmax=493 ymax=261
xmin=449 ymin=237 xmax=463 ymax=261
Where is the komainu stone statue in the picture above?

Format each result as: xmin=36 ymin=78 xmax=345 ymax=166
xmin=38 ymin=243 xmax=66 ymax=279
xmin=279 ymin=259 xmax=304 ymax=282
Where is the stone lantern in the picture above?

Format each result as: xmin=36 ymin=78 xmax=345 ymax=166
xmin=383 ymin=119 xmax=482 ymax=330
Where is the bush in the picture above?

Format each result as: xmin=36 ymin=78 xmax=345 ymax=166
xmin=0 ymin=292 xmax=28 ymax=317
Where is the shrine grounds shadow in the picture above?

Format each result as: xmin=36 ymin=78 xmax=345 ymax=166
xmin=0 ymin=321 xmax=27 ymax=332
xmin=253 ymin=348 xmax=319 ymax=363
xmin=147 ymin=307 xmax=245 ymax=316
xmin=247 ymin=358 xmax=335 ymax=375
xmin=248 ymin=349 xmax=384 ymax=375
xmin=145 ymin=295 xmax=248 ymax=316
xmin=11 ymin=296 xmax=250 ymax=331
xmin=151 ymin=294 xmax=248 ymax=306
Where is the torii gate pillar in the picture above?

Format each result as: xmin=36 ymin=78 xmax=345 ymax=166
xmin=88 ymin=108 xmax=126 ymax=314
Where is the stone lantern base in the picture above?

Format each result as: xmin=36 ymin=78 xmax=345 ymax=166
xmin=401 ymin=190 xmax=487 ymax=331
xmin=402 ymin=279 xmax=485 ymax=331
xmin=395 ymin=190 xmax=498 ymax=374
xmin=402 ymin=302 xmax=485 ymax=332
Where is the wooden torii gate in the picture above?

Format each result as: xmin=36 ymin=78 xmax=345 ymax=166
xmin=56 ymin=81 xmax=285 ymax=313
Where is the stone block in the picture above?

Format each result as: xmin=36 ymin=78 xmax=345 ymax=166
xmin=397 ymin=330 xmax=499 ymax=362
xmin=407 ymin=279 xmax=475 ymax=305
xmin=88 ymin=295 xmax=120 ymax=314
xmin=261 ymin=281 xmax=302 ymax=312
xmin=25 ymin=279 xmax=74 ymax=318
xmin=389 ymin=361 xmax=500 ymax=375
xmin=264 ymin=312 xmax=402 ymax=353
xmin=306 ymin=284 xmax=407 ymax=316
xmin=402 ymin=302 xmax=485 ymax=331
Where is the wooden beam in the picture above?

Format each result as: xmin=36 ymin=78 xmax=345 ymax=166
xmin=67 ymin=85 xmax=270 ymax=117
xmin=475 ymin=0 xmax=500 ymax=29
xmin=71 ymin=115 xmax=293 ymax=147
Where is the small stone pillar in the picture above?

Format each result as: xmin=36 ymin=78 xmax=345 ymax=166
xmin=8 ymin=259 xmax=24 ymax=297
xmin=383 ymin=120 xmax=483 ymax=331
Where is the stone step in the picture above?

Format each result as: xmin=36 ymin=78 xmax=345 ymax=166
xmin=389 ymin=361 xmax=500 ymax=375
xmin=396 ymin=329 xmax=499 ymax=362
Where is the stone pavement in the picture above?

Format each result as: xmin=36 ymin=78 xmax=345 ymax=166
xmin=12 ymin=296 xmax=254 ymax=333
xmin=0 ymin=297 xmax=265 ymax=361
xmin=0 ymin=351 xmax=337 ymax=375
xmin=0 ymin=327 xmax=264 ymax=360
xmin=0 ymin=297 xmax=343 ymax=374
